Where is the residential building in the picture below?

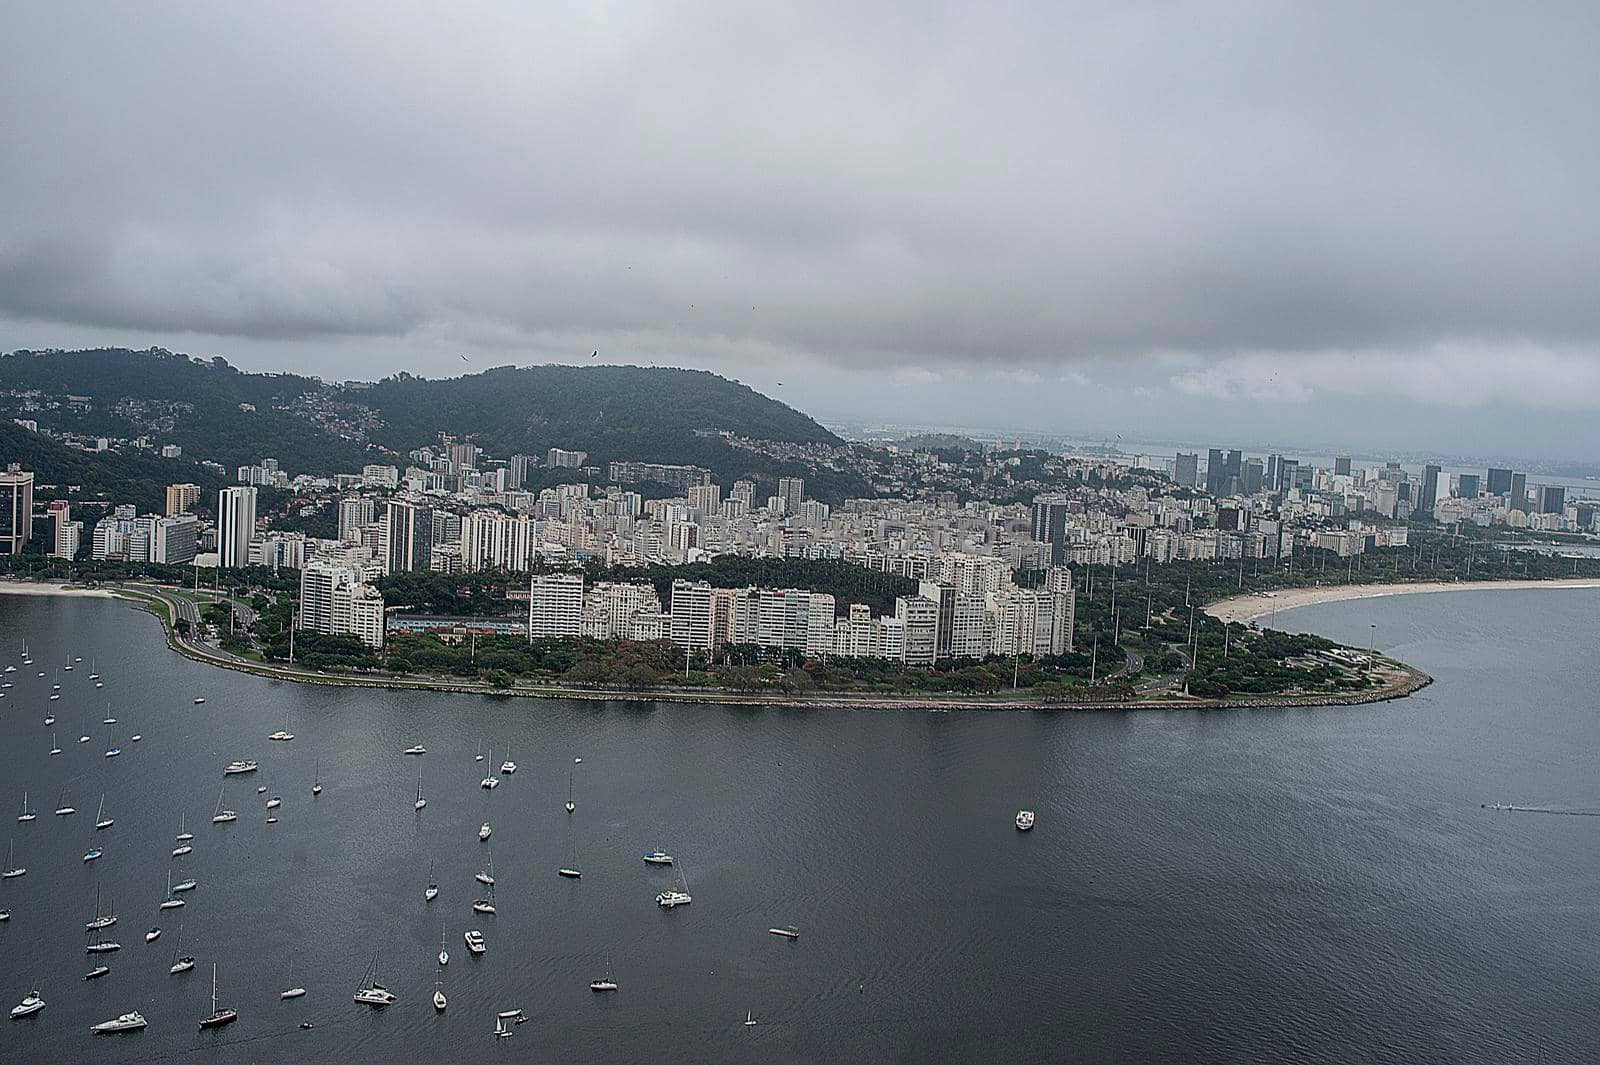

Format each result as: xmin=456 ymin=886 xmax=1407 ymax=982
xmin=216 ymin=486 xmax=257 ymax=568
xmin=1173 ymin=452 xmax=1199 ymax=488
xmin=777 ymin=477 xmax=805 ymax=516
xmin=300 ymin=559 xmax=386 ymax=648
xmin=338 ymin=497 xmax=376 ymax=542
xmin=165 ymin=483 xmax=201 ymax=516
xmin=460 ymin=510 xmax=534 ymax=572
xmin=0 ymin=469 xmax=34 ymax=555
xmin=383 ymin=500 xmax=433 ymax=574
xmin=547 ymin=448 xmax=587 ymax=469
xmin=528 ymin=573 xmax=584 ymax=640
xmin=47 ymin=500 xmax=78 ymax=560
xmin=669 ymin=579 xmax=715 ymax=651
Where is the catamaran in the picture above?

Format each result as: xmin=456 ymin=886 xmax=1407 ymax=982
xmin=2 ymin=839 xmax=23 ymax=879
xmin=500 ymin=740 xmax=516 ymax=775
xmin=95 ymin=795 xmax=113 ymax=831
xmin=480 ymin=748 xmax=499 ymax=789
xmin=211 ymin=785 xmax=236 ymax=824
xmin=16 ymin=793 xmax=35 ymax=823
xmin=198 ymin=963 xmax=238 ymax=1029
xmin=353 ymin=952 xmax=396 ymax=1006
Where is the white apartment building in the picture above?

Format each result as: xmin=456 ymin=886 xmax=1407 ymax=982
xmin=669 ymin=579 xmax=714 ymax=651
xmin=298 ymin=559 xmax=386 ymax=648
xmin=460 ymin=510 xmax=534 ymax=572
xmin=216 ymin=486 xmax=258 ymax=569
xmin=528 ymin=573 xmax=584 ymax=640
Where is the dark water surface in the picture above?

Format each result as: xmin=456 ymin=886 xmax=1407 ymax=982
xmin=0 ymin=588 xmax=1596 ymax=1064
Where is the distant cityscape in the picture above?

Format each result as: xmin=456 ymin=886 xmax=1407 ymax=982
xmin=2 ymin=420 xmax=1594 ymax=668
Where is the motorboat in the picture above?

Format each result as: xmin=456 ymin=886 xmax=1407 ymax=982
xmin=479 ymin=822 xmax=492 ymax=841
xmin=463 ymin=929 xmax=486 ymax=955
xmin=198 ymin=964 xmax=238 ymax=1029
xmin=265 ymin=795 xmax=282 ymax=810
xmin=90 ymin=1011 xmax=147 ymax=1033
xmin=84 ymin=966 xmax=111 ymax=980
xmin=223 ymin=761 xmax=258 ymax=775
xmin=558 ymin=866 xmax=582 ymax=879
xmin=146 ymin=928 xmax=161 ymax=943
xmin=1015 ymin=809 xmax=1036 ymax=831
xmin=269 ymin=730 xmax=294 ymax=742
xmin=172 ymin=878 xmax=197 ymax=892
xmin=768 ymin=926 xmax=801 ymax=939
xmin=9 ymin=988 xmax=44 ymax=1019
xmin=173 ymin=843 xmax=193 ymax=857
xmin=656 ymin=890 xmax=692 ymax=908
xmin=194 ymin=697 xmax=206 ymax=704
xmin=83 ymin=847 xmax=103 ymax=863
xmin=498 ymin=1008 xmax=528 ymax=1024
xmin=643 ymin=851 xmax=674 ymax=865
xmin=404 ymin=745 xmax=426 ymax=756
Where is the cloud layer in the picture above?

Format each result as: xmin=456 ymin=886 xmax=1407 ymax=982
xmin=2 ymin=2 xmax=1599 ymax=438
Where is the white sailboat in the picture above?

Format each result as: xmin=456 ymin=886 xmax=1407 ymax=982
xmin=102 ymin=725 xmax=120 ymax=757
xmin=85 ymin=886 xmax=116 ymax=929
xmin=53 ymin=790 xmax=75 ymax=816
xmin=16 ymin=793 xmax=35 ymax=823
xmin=425 ymin=858 xmax=439 ymax=902
xmin=499 ymin=740 xmax=516 ymax=775
xmin=471 ymin=881 xmax=496 ymax=915
xmin=353 ymin=951 xmax=396 ymax=1006
xmin=479 ymin=748 xmax=499 ymax=789
xmin=589 ymin=950 xmax=618 ymax=992
xmin=101 ymin=704 xmax=116 ymax=725
xmin=2 ymin=839 xmax=24 ymax=879
xmin=432 ymin=968 xmax=447 ymax=1012
xmin=475 ymin=851 xmax=495 ymax=886
xmin=160 ymin=870 xmax=185 ymax=910
xmin=280 ymin=956 xmax=306 ymax=999
xmin=49 ymin=732 xmax=61 ymax=757
xmin=78 ymin=714 xmax=89 ymax=744
xmin=559 ymin=833 xmax=581 ymax=878
xmin=474 ymin=740 xmax=484 ymax=762
xmin=414 ymin=779 xmax=426 ymax=812
xmin=438 ymin=924 xmax=449 ymax=967
xmin=211 ymin=785 xmax=236 ymax=824
xmin=169 ymin=924 xmax=195 ymax=974
xmin=312 ymin=758 xmax=322 ymax=796
xmin=744 ymin=1010 xmax=758 ymax=1027
xmin=177 ymin=814 xmax=193 ymax=842
xmin=94 ymin=795 xmax=113 ymax=831
xmin=566 ymin=769 xmax=576 ymax=813
xmin=479 ymin=821 xmax=492 ymax=841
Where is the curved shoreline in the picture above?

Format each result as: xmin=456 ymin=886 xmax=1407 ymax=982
xmin=1205 ymin=577 xmax=1600 ymax=625
xmin=6 ymin=578 xmax=1431 ymax=712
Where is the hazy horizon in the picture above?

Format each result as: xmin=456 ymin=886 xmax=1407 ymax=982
xmin=4 ymin=4 xmax=1599 ymax=461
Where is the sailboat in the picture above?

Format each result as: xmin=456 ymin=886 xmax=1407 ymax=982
xmin=433 ymin=968 xmax=447 ymax=1012
xmin=474 ymin=740 xmax=484 ymax=762
xmin=85 ymin=886 xmax=116 ymax=929
xmin=169 ymin=924 xmax=195 ymax=974
xmin=280 ymin=957 xmax=306 ymax=999
xmin=744 ymin=1010 xmax=758 ymax=1027
xmin=424 ymin=859 xmax=438 ymax=902
xmin=479 ymin=748 xmax=499 ymax=789
xmin=82 ymin=834 xmax=103 ymax=862
xmin=437 ymin=924 xmax=449 ymax=966
xmin=174 ymin=815 xmax=193 ymax=856
xmin=49 ymin=732 xmax=61 ymax=757
xmin=16 ymin=793 xmax=35 ymax=823
xmin=102 ymin=704 xmax=116 ymax=725
xmin=656 ymin=863 xmax=692 ymax=908
xmin=2 ymin=839 xmax=24 ymax=879
xmin=78 ymin=714 xmax=90 ymax=744
xmin=589 ymin=950 xmax=618 ymax=992
xmin=312 ymin=758 xmax=322 ymax=796
xmin=559 ymin=833 xmax=581 ymax=879
xmin=475 ymin=851 xmax=495 ymax=886
xmin=268 ymin=708 xmax=294 ymax=741
xmin=53 ymin=790 xmax=75 ymax=816
xmin=414 ymin=779 xmax=426 ymax=812
xmin=160 ymin=870 xmax=185 ymax=909
xmin=103 ymin=726 xmax=120 ymax=758
xmin=211 ymin=785 xmax=236 ymax=824
xmin=493 ymin=1016 xmax=513 ymax=1039
xmin=500 ymin=740 xmax=516 ymax=775
xmin=479 ymin=821 xmax=492 ymax=841
xmin=353 ymin=951 xmax=396 ymax=1006
xmin=566 ymin=769 xmax=576 ymax=813
xmin=265 ymin=787 xmax=282 ymax=809
xmin=198 ymin=963 xmax=238 ymax=1029
xmin=94 ymin=795 xmax=113 ymax=831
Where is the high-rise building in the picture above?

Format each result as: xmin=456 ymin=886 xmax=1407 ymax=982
xmin=1418 ymin=465 xmax=1441 ymax=515
xmin=1205 ymin=449 xmax=1226 ymax=494
xmin=507 ymin=454 xmax=535 ymax=489
xmin=1173 ymin=452 xmax=1199 ymax=488
xmin=528 ymin=573 xmax=584 ymax=640
xmin=1265 ymin=454 xmax=1281 ymax=490
xmin=547 ymin=448 xmax=587 ymax=469
xmin=1334 ymin=455 xmax=1353 ymax=477
xmin=151 ymin=514 xmax=199 ymax=564
xmin=1242 ymin=458 xmax=1265 ymax=495
xmin=460 ymin=510 xmax=534 ymax=572
xmin=0 ymin=469 xmax=35 ymax=555
xmin=47 ymin=500 xmax=79 ymax=560
xmin=895 ymin=595 xmax=939 ymax=665
xmin=382 ymin=500 xmax=433 ymax=574
xmin=216 ymin=486 xmax=258 ymax=568
xmin=777 ymin=477 xmax=805 ymax=516
xmin=1457 ymin=473 xmax=1481 ymax=499
xmin=362 ymin=464 xmax=400 ymax=489
xmin=299 ymin=560 xmax=386 ymax=648
xmin=687 ymin=484 xmax=722 ymax=517
xmin=1486 ymin=468 xmax=1513 ymax=496
xmin=1537 ymin=485 xmax=1566 ymax=514
xmin=1277 ymin=459 xmax=1301 ymax=494
xmin=1509 ymin=472 xmax=1528 ymax=512
xmin=1030 ymin=493 xmax=1071 ymax=560
xmin=165 ymin=483 xmax=201 ymax=516
xmin=338 ymin=497 xmax=377 ymax=542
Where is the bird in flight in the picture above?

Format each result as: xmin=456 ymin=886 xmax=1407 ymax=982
xmin=459 ymin=354 xmax=470 ymax=362
xmin=591 ymin=350 xmax=598 ymax=359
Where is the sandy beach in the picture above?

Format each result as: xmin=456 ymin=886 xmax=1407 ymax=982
xmin=0 ymin=581 xmax=119 ymax=599
xmin=1206 ymin=578 xmax=1600 ymax=624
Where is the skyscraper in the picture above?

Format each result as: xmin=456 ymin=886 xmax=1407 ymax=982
xmin=216 ymin=486 xmax=257 ymax=568
xmin=1334 ymin=455 xmax=1352 ymax=477
xmin=1173 ymin=452 xmax=1199 ymax=488
xmin=1537 ymin=485 xmax=1566 ymax=514
xmin=507 ymin=454 xmax=535 ymax=489
xmin=1205 ymin=449 xmax=1225 ymax=494
xmin=383 ymin=500 xmax=433 ymax=574
xmin=1418 ymin=465 xmax=1441 ymax=515
xmin=1509 ymin=472 xmax=1528 ymax=512
xmin=0 ymin=469 xmax=34 ymax=555
xmin=1030 ymin=493 xmax=1071 ymax=561
xmin=1457 ymin=473 xmax=1480 ymax=499
xmin=1242 ymin=458 xmax=1264 ymax=495
xmin=777 ymin=477 xmax=805 ymax=515
xmin=1486 ymin=468 xmax=1513 ymax=496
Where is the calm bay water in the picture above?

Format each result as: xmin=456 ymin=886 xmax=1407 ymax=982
xmin=0 ymin=588 xmax=1597 ymax=1063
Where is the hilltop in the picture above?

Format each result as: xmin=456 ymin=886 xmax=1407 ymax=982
xmin=0 ymin=349 xmax=868 ymax=499
xmin=0 ymin=418 xmax=225 ymax=514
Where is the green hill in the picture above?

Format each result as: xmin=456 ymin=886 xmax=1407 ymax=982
xmin=0 ymin=419 xmax=225 ymax=514
xmin=0 ymin=349 xmax=868 ymax=501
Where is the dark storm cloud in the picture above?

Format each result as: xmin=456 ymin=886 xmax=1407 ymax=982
xmin=2 ymin=1 xmax=1598 ymax=412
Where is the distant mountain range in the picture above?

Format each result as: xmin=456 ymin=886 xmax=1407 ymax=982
xmin=0 ymin=348 xmax=869 ymax=501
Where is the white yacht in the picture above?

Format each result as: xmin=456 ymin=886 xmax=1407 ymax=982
xmin=479 ymin=822 xmax=492 ymax=841
xmin=438 ymin=925 xmax=449 ymax=967
xmin=768 ymin=926 xmax=801 ymax=939
xmin=90 ymin=1011 xmax=147 ymax=1033
xmin=16 ymin=794 xmax=34 ymax=823
xmin=404 ymin=745 xmax=426 ymax=756
xmin=498 ymin=1008 xmax=527 ymax=1024
xmin=463 ymin=929 xmax=486 ymax=955
xmin=1015 ymin=809 xmax=1036 ymax=831
xmin=656 ymin=865 xmax=693 ymax=908
xmin=589 ymin=951 xmax=618 ymax=992
xmin=9 ymin=988 xmax=45 ymax=1019
xmin=2 ymin=840 xmax=23 ymax=879
xmin=500 ymin=740 xmax=516 ymax=775
xmin=414 ymin=780 xmax=426 ymax=811
xmin=194 ymin=697 xmax=206 ymax=704
xmin=223 ymin=760 xmax=258 ymax=775
xmin=643 ymin=850 xmax=674 ymax=865
xmin=353 ymin=952 xmax=396 ymax=1006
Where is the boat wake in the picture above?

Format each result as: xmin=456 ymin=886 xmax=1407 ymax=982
xmin=1481 ymin=803 xmax=1600 ymax=816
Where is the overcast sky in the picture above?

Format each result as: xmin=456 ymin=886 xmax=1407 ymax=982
xmin=3 ymin=3 xmax=1598 ymax=461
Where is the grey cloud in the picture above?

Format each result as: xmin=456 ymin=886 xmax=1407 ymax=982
xmin=2 ymin=1 xmax=1599 ymax=427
